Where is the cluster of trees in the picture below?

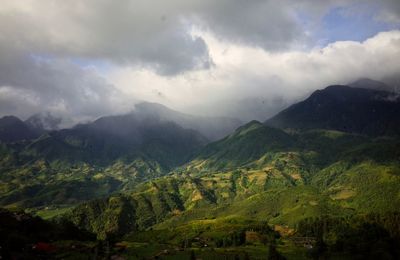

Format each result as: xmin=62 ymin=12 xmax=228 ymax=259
xmin=213 ymin=223 xmax=279 ymax=248
xmin=296 ymin=212 xmax=400 ymax=258
xmin=215 ymin=230 xmax=246 ymax=247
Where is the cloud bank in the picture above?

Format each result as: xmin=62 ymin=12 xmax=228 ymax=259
xmin=0 ymin=0 xmax=399 ymax=124
xmin=110 ymin=30 xmax=400 ymax=120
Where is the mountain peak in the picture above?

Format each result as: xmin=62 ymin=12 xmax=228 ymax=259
xmin=135 ymin=101 xmax=175 ymax=114
xmin=0 ymin=115 xmax=40 ymax=142
xmin=0 ymin=115 xmax=23 ymax=125
xmin=232 ymin=120 xmax=263 ymax=136
xmin=241 ymin=120 xmax=263 ymax=128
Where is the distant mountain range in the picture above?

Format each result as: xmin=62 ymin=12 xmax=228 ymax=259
xmin=0 ymin=102 xmax=242 ymax=144
xmin=1 ymin=78 xmax=398 ymax=208
xmin=1 ymin=78 xmax=398 ymax=145
xmin=23 ymin=114 xmax=207 ymax=167
xmin=0 ymin=103 xmax=241 ymax=208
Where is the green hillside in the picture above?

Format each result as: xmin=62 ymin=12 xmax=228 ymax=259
xmin=65 ymin=122 xmax=400 ymax=238
xmin=0 ymin=115 xmax=207 ymax=211
xmin=48 ymin=120 xmax=399 ymax=259
xmin=186 ymin=121 xmax=295 ymax=171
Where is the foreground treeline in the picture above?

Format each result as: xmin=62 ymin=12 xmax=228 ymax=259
xmin=296 ymin=212 xmax=400 ymax=259
xmin=0 ymin=208 xmax=96 ymax=259
xmin=2 ymin=207 xmax=400 ymax=259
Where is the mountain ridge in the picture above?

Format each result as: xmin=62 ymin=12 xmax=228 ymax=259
xmin=0 ymin=115 xmax=42 ymax=142
xmin=265 ymin=84 xmax=400 ymax=136
xmin=1 ymin=80 xmax=400 ymax=259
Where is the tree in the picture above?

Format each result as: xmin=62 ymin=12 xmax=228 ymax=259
xmin=190 ymin=250 xmax=196 ymax=260
xmin=267 ymin=242 xmax=286 ymax=260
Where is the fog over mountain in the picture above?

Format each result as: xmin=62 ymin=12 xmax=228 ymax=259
xmin=0 ymin=0 xmax=400 ymax=125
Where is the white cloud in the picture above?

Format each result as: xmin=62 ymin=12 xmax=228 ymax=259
xmin=108 ymin=30 xmax=400 ymax=120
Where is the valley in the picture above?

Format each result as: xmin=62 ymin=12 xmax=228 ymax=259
xmin=0 ymin=82 xmax=400 ymax=259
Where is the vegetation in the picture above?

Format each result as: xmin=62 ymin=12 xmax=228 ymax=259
xmin=59 ymin=123 xmax=400 ymax=259
xmin=0 ymin=86 xmax=399 ymax=258
xmin=0 ymin=114 xmax=207 ymax=212
xmin=296 ymin=213 xmax=400 ymax=259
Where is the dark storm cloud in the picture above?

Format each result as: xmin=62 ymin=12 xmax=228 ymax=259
xmin=0 ymin=1 xmax=212 ymax=76
xmin=0 ymin=52 xmax=126 ymax=122
xmin=0 ymin=0 xmax=311 ymax=121
xmin=0 ymin=0 xmax=312 ymax=75
xmin=191 ymin=0 xmax=304 ymax=50
xmin=1 ymin=0 xmax=399 ymax=74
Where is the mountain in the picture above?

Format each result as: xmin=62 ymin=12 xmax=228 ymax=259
xmin=266 ymin=85 xmax=400 ymax=136
xmin=0 ymin=112 xmax=208 ymax=210
xmin=65 ymin=120 xmax=400 ymax=245
xmin=184 ymin=120 xmax=295 ymax=171
xmin=134 ymin=102 xmax=242 ymax=141
xmin=1 ymin=86 xmax=400 ymax=259
xmin=0 ymin=116 xmax=41 ymax=142
xmin=0 ymin=113 xmax=62 ymax=143
xmin=23 ymin=113 xmax=207 ymax=167
xmin=25 ymin=112 xmax=62 ymax=131
xmin=10 ymin=117 xmax=391 ymax=257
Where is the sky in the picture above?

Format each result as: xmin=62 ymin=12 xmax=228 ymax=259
xmin=0 ymin=0 xmax=400 ymax=125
